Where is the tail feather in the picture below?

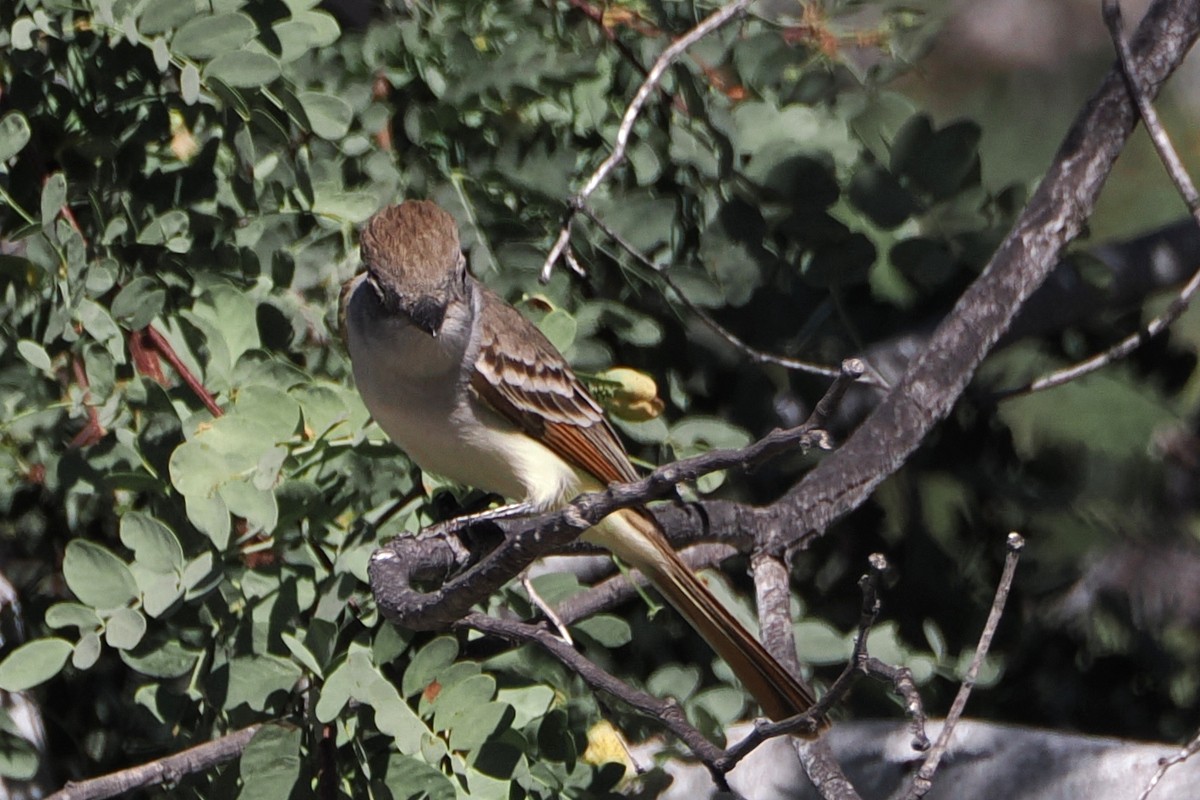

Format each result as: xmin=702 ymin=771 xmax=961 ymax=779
xmin=588 ymin=509 xmax=826 ymax=728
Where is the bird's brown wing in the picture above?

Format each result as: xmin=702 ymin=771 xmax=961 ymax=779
xmin=470 ymin=286 xmax=638 ymax=486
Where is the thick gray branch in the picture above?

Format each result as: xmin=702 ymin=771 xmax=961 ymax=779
xmin=770 ymin=0 xmax=1200 ymax=546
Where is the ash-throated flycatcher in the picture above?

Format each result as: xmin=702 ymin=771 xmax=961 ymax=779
xmin=343 ymin=200 xmax=821 ymax=724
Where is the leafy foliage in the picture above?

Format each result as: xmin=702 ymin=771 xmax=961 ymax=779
xmin=0 ymin=0 xmax=1196 ymax=796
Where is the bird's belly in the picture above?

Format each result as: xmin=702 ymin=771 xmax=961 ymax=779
xmin=354 ymin=360 xmax=580 ymax=509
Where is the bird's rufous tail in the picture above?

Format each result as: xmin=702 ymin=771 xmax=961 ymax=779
xmin=589 ymin=508 xmax=826 ymax=729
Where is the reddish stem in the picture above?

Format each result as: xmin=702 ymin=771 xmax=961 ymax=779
xmin=144 ymin=325 xmax=223 ymax=417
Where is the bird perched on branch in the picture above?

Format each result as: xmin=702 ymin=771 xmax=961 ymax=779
xmin=342 ymin=200 xmax=823 ymax=727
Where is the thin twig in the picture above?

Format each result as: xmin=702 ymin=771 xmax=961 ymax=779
xmin=900 ymin=533 xmax=1024 ymax=800
xmin=521 ymin=572 xmax=574 ymax=644
xmin=1105 ymin=0 xmax=1200 ymax=212
xmin=721 ymin=554 xmax=896 ymax=768
xmin=580 ymin=202 xmax=875 ymax=383
xmin=541 ymin=0 xmax=755 ymax=282
xmin=997 ymin=0 xmax=1200 ymax=399
xmin=1137 ymin=727 xmax=1200 ymax=800
xmin=46 ymin=724 xmax=263 ymax=800
xmin=457 ymin=611 xmax=731 ymax=783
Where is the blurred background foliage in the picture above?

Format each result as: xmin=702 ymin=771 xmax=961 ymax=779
xmin=1 ymin=0 xmax=1198 ymax=796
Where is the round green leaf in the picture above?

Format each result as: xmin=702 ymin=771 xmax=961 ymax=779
xmin=136 ymin=210 xmax=189 ymax=246
xmin=104 ymin=607 xmax=148 ymax=650
xmin=111 ymin=277 xmax=167 ymax=330
xmin=431 ymin=674 xmax=495 ymax=732
xmin=238 ymin=724 xmax=302 ymax=800
xmin=63 ymin=540 xmax=139 ymax=610
xmin=16 ymin=340 xmax=51 ymax=373
xmin=311 ymin=189 xmax=378 ymax=224
xmin=119 ymin=511 xmax=184 ymax=573
xmin=224 ymin=655 xmax=302 ymax=712
xmin=73 ymin=632 xmax=102 ymax=670
xmin=573 ymin=614 xmax=631 ymax=648
xmin=203 ymin=51 xmax=281 ymax=88
xmin=848 ymin=164 xmax=916 ymax=229
xmin=171 ymin=12 xmax=256 ymax=60
xmin=139 ymin=0 xmax=199 ymax=35
xmin=384 ymin=755 xmax=455 ymax=800
xmin=0 ymin=111 xmax=31 ymax=164
xmin=45 ymin=602 xmax=102 ymax=631
xmin=537 ymin=709 xmax=576 ymax=767
xmin=298 ymin=92 xmax=352 ymax=140
xmin=0 ymin=639 xmax=72 ymax=691
xmin=120 ymin=637 xmax=200 ymax=678
xmin=401 ymin=636 xmax=458 ymax=697
xmin=273 ymin=11 xmax=340 ymax=61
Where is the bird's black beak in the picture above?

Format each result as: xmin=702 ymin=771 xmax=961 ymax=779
xmin=407 ymin=294 xmax=446 ymax=337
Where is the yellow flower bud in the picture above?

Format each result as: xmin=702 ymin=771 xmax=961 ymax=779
xmin=592 ymin=367 xmax=664 ymax=422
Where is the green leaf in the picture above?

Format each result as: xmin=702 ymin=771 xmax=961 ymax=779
xmin=281 ymin=633 xmax=323 ymax=678
xmin=0 ymin=639 xmax=73 ymax=691
xmin=111 ymin=277 xmax=166 ymax=330
xmin=534 ymin=308 xmax=576 ymax=354
xmin=432 ymin=673 xmax=496 ymax=731
xmin=136 ymin=210 xmax=189 ymax=246
xmin=402 ymin=636 xmax=458 ymax=697
xmin=171 ymin=12 xmax=256 ymax=60
xmin=803 ymin=233 xmax=876 ymax=289
xmin=366 ymin=677 xmax=423 ymax=753
xmin=139 ymin=572 xmax=184 ymax=618
xmin=0 ymin=112 xmax=32 ymax=164
xmin=496 ymin=685 xmax=554 ymax=728
xmin=119 ymin=511 xmax=185 ymax=573
xmin=10 ymin=18 xmax=35 ymax=50
xmin=311 ymin=188 xmax=378 ymax=224
xmin=73 ymin=633 xmax=102 ymax=670
xmin=63 ymin=540 xmax=139 ymax=610
xmin=224 ymin=655 xmax=302 ymax=712
xmin=16 ymin=340 xmax=51 ymax=373
xmin=383 ymin=755 xmax=455 ymax=800
xmin=181 ymin=63 xmax=201 ymax=104
xmin=204 ymin=51 xmax=281 ymax=89
xmin=792 ymin=620 xmax=850 ymax=666
xmin=448 ymin=701 xmax=511 ymax=753
xmin=139 ymin=0 xmax=199 ymax=35
xmin=319 ymin=653 xmax=425 ymax=752
xmin=298 ymin=92 xmax=352 ymax=140
xmin=848 ymin=164 xmax=916 ymax=229
xmin=104 ymin=607 xmax=148 ymax=650
xmin=647 ymin=664 xmax=700 ymax=704
xmin=39 ymin=173 xmax=66 ymax=235
xmin=121 ymin=637 xmax=201 ymax=678
xmin=238 ymin=724 xmax=302 ymax=800
xmin=573 ymin=615 xmax=631 ymax=648
xmin=185 ymin=494 xmax=230 ymax=548
xmin=274 ymin=11 xmax=341 ymax=62
xmin=891 ymin=238 xmax=956 ymax=291
xmin=45 ymin=603 xmax=101 ymax=632
xmin=218 ymin=479 xmax=278 ymax=532
xmin=76 ymin=298 xmax=125 ymax=361
xmin=537 ymin=709 xmax=576 ymax=768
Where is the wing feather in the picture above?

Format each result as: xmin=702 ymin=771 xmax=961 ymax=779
xmin=471 ymin=287 xmax=638 ymax=486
